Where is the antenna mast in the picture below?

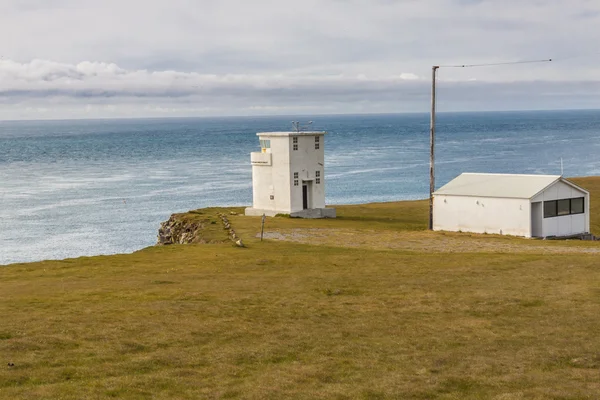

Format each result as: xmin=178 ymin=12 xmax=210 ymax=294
xmin=291 ymin=121 xmax=313 ymax=132
xmin=561 ymin=157 xmax=564 ymax=176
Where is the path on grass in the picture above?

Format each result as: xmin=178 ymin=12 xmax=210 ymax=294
xmin=258 ymin=229 xmax=600 ymax=254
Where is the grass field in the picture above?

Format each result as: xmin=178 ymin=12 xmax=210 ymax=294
xmin=1 ymin=177 xmax=599 ymax=399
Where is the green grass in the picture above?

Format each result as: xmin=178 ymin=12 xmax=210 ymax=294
xmin=1 ymin=177 xmax=599 ymax=399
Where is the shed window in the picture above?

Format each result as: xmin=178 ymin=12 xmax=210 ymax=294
xmin=544 ymin=197 xmax=585 ymax=218
xmin=571 ymin=197 xmax=584 ymax=214
xmin=544 ymin=201 xmax=557 ymax=218
xmin=557 ymin=199 xmax=570 ymax=216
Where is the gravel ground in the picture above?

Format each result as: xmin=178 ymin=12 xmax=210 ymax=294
xmin=257 ymin=229 xmax=600 ymax=254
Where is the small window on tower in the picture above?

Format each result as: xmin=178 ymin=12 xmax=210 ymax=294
xmin=315 ymin=171 xmax=321 ymax=178
xmin=316 ymin=178 xmax=321 ymax=184
xmin=315 ymin=136 xmax=320 ymax=150
xmin=294 ymin=172 xmax=298 ymax=179
xmin=294 ymin=180 xmax=299 ymax=186
xmin=293 ymin=136 xmax=298 ymax=151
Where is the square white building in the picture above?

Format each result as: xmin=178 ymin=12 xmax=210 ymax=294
xmin=245 ymin=131 xmax=336 ymax=218
xmin=433 ymin=173 xmax=590 ymax=238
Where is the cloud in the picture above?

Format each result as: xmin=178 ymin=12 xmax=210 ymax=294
xmin=1 ymin=57 xmax=600 ymax=120
xmin=0 ymin=0 xmax=599 ymax=119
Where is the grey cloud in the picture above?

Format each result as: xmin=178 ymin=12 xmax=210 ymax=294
xmin=0 ymin=0 xmax=599 ymax=119
xmin=0 ymin=58 xmax=599 ymax=120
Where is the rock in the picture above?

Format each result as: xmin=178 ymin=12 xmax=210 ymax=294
xmin=235 ymin=239 xmax=245 ymax=247
xmin=157 ymin=214 xmax=206 ymax=245
xmin=230 ymin=211 xmax=238 ymax=215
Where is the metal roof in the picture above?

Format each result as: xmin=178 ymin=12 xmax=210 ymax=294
xmin=433 ymin=173 xmax=564 ymax=199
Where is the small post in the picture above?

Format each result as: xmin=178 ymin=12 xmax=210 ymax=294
xmin=429 ymin=66 xmax=439 ymax=231
xmin=260 ymin=214 xmax=266 ymax=241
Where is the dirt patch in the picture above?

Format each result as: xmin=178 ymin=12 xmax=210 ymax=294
xmin=258 ymin=229 xmax=600 ymax=254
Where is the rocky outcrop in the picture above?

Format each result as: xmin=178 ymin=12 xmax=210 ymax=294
xmin=157 ymin=214 xmax=211 ymax=245
xmin=157 ymin=210 xmax=245 ymax=246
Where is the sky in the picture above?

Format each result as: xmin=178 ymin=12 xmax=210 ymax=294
xmin=0 ymin=0 xmax=599 ymax=120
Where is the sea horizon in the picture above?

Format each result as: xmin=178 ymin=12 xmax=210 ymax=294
xmin=2 ymin=107 xmax=600 ymax=123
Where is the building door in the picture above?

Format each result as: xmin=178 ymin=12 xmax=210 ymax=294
xmin=302 ymin=184 xmax=308 ymax=209
xmin=531 ymin=202 xmax=543 ymax=238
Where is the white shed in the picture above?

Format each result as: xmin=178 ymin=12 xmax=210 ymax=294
xmin=245 ymin=131 xmax=336 ymax=218
xmin=433 ymin=173 xmax=590 ymax=238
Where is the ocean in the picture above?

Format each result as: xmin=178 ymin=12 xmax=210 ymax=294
xmin=1 ymin=110 xmax=600 ymax=265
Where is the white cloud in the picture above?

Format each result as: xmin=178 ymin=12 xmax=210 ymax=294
xmin=0 ymin=0 xmax=599 ymax=119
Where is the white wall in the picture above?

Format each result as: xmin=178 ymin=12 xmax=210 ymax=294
xmin=531 ymin=180 xmax=590 ymax=237
xmin=251 ymin=135 xmax=292 ymax=213
xmin=434 ymin=195 xmax=532 ymax=237
xmin=288 ymin=135 xmax=325 ymax=212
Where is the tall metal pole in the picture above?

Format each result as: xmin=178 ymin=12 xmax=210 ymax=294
xmin=429 ymin=66 xmax=439 ymax=231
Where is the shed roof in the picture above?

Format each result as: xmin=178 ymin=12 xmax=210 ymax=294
xmin=433 ymin=173 xmax=565 ymax=199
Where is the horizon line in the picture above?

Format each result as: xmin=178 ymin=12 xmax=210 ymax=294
xmin=1 ymin=107 xmax=599 ymax=123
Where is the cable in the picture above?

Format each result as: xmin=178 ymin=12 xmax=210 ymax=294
xmin=439 ymin=59 xmax=553 ymax=68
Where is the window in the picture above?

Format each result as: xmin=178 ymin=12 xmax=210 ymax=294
xmin=293 ymin=137 xmax=298 ymax=151
xmin=316 ymin=178 xmax=321 ymax=184
xmin=544 ymin=197 xmax=585 ymax=218
xmin=315 ymin=136 xmax=320 ymax=150
xmin=294 ymin=172 xmax=298 ymax=179
xmin=315 ymin=171 xmax=320 ymax=178
xmin=544 ymin=201 xmax=557 ymax=218
xmin=571 ymin=197 xmax=584 ymax=214
xmin=259 ymin=139 xmax=270 ymax=149
xmin=315 ymin=170 xmax=321 ymax=184
xmin=557 ymin=199 xmax=570 ymax=216
xmin=294 ymin=180 xmax=299 ymax=186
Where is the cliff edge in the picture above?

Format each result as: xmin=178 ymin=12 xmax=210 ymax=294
xmin=157 ymin=209 xmax=245 ymax=246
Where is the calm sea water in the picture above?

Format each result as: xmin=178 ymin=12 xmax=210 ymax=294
xmin=1 ymin=110 xmax=600 ymax=265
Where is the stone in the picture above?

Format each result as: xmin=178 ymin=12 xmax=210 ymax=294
xmin=235 ymin=239 xmax=245 ymax=247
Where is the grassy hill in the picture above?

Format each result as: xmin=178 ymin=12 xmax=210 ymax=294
xmin=1 ymin=177 xmax=599 ymax=399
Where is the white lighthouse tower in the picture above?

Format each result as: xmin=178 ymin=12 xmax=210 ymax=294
xmin=245 ymin=128 xmax=336 ymax=218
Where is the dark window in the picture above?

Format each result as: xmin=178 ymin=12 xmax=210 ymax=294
xmin=571 ymin=197 xmax=585 ymax=214
xmin=316 ymin=178 xmax=321 ymax=184
xmin=315 ymin=171 xmax=320 ymax=178
xmin=544 ymin=201 xmax=557 ymax=218
xmin=557 ymin=199 xmax=570 ymax=216
xmin=294 ymin=179 xmax=299 ymax=186
xmin=293 ymin=137 xmax=298 ymax=151
xmin=315 ymin=136 xmax=320 ymax=150
xmin=544 ymin=197 xmax=585 ymax=218
xmin=293 ymin=172 xmax=298 ymax=179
